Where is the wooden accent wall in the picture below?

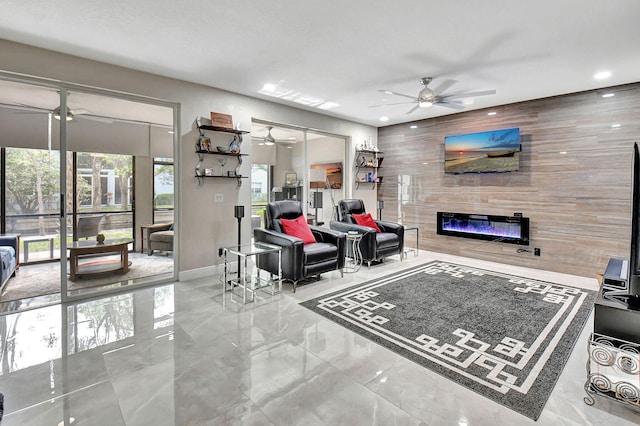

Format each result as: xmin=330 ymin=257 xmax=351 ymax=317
xmin=377 ymin=82 xmax=640 ymax=278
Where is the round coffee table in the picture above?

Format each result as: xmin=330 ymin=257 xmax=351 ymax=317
xmin=68 ymin=238 xmax=133 ymax=280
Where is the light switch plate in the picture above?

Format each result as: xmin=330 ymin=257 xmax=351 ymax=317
xmin=215 ymin=193 xmax=223 ymax=202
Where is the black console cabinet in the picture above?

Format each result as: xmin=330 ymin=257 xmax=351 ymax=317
xmin=594 ymin=287 xmax=640 ymax=344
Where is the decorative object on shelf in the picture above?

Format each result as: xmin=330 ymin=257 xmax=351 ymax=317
xmin=227 ymin=171 xmax=238 ymax=177
xmin=205 ymin=168 xmax=214 ymax=176
xmin=216 ymin=145 xmax=229 ymax=153
xmin=285 ymin=173 xmax=297 ymax=186
xmin=229 ymin=136 xmax=240 ymax=153
xmin=198 ymin=135 xmax=211 ymax=152
xmin=96 ymin=233 xmax=105 ymax=244
xmin=216 ymin=158 xmax=229 ymax=171
xmin=210 ymin=111 xmax=233 ymax=129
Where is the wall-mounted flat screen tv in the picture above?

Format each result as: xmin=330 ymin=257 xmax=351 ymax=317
xmin=444 ymin=127 xmax=520 ymax=174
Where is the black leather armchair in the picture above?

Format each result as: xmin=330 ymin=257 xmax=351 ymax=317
xmin=254 ymin=200 xmax=346 ymax=292
xmin=330 ymin=199 xmax=404 ymax=267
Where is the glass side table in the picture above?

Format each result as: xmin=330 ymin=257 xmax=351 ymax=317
xmin=403 ymin=225 xmax=419 ymax=259
xmin=222 ymin=242 xmax=282 ymax=303
xmin=345 ymin=231 xmax=363 ymax=273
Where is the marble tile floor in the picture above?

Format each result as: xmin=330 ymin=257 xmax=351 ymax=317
xmin=0 ymin=251 xmax=639 ymax=425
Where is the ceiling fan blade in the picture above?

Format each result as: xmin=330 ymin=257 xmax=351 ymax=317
xmin=377 ymin=89 xmax=416 ymax=100
xmin=406 ymin=104 xmax=420 ymax=114
xmin=432 ymin=79 xmax=457 ymax=96
xmin=435 ymin=101 xmax=465 ymax=110
xmin=368 ymin=101 xmax=415 ymax=108
xmin=74 ymin=114 xmax=114 ymax=123
xmin=0 ymin=102 xmax=49 ymax=113
xmin=445 ymin=89 xmax=496 ymax=100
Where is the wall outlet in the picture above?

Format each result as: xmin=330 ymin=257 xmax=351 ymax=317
xmin=534 ymin=248 xmax=541 ymax=256
xmin=214 ymin=193 xmax=223 ymax=202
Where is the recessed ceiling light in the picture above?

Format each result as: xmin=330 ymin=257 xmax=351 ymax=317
xmin=602 ymin=93 xmax=615 ymax=98
xmin=410 ymin=125 xmax=417 ymax=129
xmin=383 ymin=90 xmax=393 ymax=95
xmin=559 ymin=151 xmax=568 ymax=155
xmin=288 ymin=136 xmax=296 ymax=140
xmin=594 ymin=71 xmax=611 ymax=80
xmin=379 ymin=116 xmax=389 ymax=122
xmin=611 ymin=123 xmax=622 ymax=128
xmin=287 ymin=145 xmax=293 ymax=148
xmin=261 ymin=83 xmax=277 ymax=92
xmin=487 ymin=111 xmax=497 ymax=116
xmin=167 ymin=131 xmax=174 ymax=134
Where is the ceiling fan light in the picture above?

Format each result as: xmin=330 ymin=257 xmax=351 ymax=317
xmin=53 ymin=107 xmax=73 ymax=121
xmin=54 ymin=112 xmax=73 ymax=121
xmin=265 ymin=126 xmax=276 ymax=144
xmin=418 ymin=100 xmax=433 ymax=108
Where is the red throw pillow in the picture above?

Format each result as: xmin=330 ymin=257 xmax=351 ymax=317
xmin=281 ymin=215 xmax=317 ymax=244
xmin=352 ymin=213 xmax=381 ymax=233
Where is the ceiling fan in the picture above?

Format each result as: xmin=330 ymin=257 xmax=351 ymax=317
xmin=0 ymin=99 xmax=108 ymax=123
xmin=373 ymin=77 xmax=496 ymax=114
xmin=251 ymin=126 xmax=297 ymax=146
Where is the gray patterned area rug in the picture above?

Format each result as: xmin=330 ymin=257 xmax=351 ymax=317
xmin=300 ymin=261 xmax=597 ymax=420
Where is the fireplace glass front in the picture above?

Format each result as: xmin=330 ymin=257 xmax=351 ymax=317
xmin=437 ymin=212 xmax=530 ymax=245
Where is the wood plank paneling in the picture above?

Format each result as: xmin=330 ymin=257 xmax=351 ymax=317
xmin=378 ymin=83 xmax=640 ymax=278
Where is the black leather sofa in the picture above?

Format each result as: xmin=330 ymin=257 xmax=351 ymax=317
xmin=330 ymin=199 xmax=404 ymax=267
xmin=254 ymin=200 xmax=346 ymax=292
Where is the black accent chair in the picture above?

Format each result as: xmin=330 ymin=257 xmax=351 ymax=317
xmin=330 ymin=199 xmax=404 ymax=267
xmin=254 ymin=200 xmax=346 ymax=292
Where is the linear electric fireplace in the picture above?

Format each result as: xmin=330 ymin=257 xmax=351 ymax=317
xmin=437 ymin=212 xmax=530 ymax=245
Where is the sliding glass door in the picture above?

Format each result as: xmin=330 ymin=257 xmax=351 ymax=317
xmin=250 ymin=120 xmax=347 ymax=226
xmin=64 ymin=89 xmax=175 ymax=301
xmin=0 ymin=77 xmax=177 ymax=305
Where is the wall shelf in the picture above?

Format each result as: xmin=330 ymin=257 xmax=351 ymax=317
xmin=354 ymin=149 xmax=383 ymax=189
xmin=195 ymin=116 xmax=249 ymax=187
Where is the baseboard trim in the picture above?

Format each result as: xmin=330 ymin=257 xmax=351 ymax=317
xmin=179 ymin=264 xmax=223 ymax=281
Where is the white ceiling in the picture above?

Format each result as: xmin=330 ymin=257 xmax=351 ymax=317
xmin=0 ymin=1 xmax=638 ymax=127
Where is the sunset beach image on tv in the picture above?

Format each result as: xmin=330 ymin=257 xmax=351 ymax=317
xmin=444 ymin=127 xmax=520 ymax=174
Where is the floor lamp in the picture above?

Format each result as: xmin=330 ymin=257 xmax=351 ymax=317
xmin=309 ymin=168 xmax=326 ymax=225
xmin=234 ymin=205 xmax=244 ymax=280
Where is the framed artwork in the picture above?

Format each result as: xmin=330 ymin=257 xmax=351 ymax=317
xmin=311 ymin=162 xmax=342 ymax=189
xmin=285 ymin=173 xmax=297 ymax=186
xmin=198 ymin=135 xmax=211 ymax=152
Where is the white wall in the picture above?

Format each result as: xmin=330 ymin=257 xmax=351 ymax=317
xmin=0 ymin=39 xmax=377 ymax=273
